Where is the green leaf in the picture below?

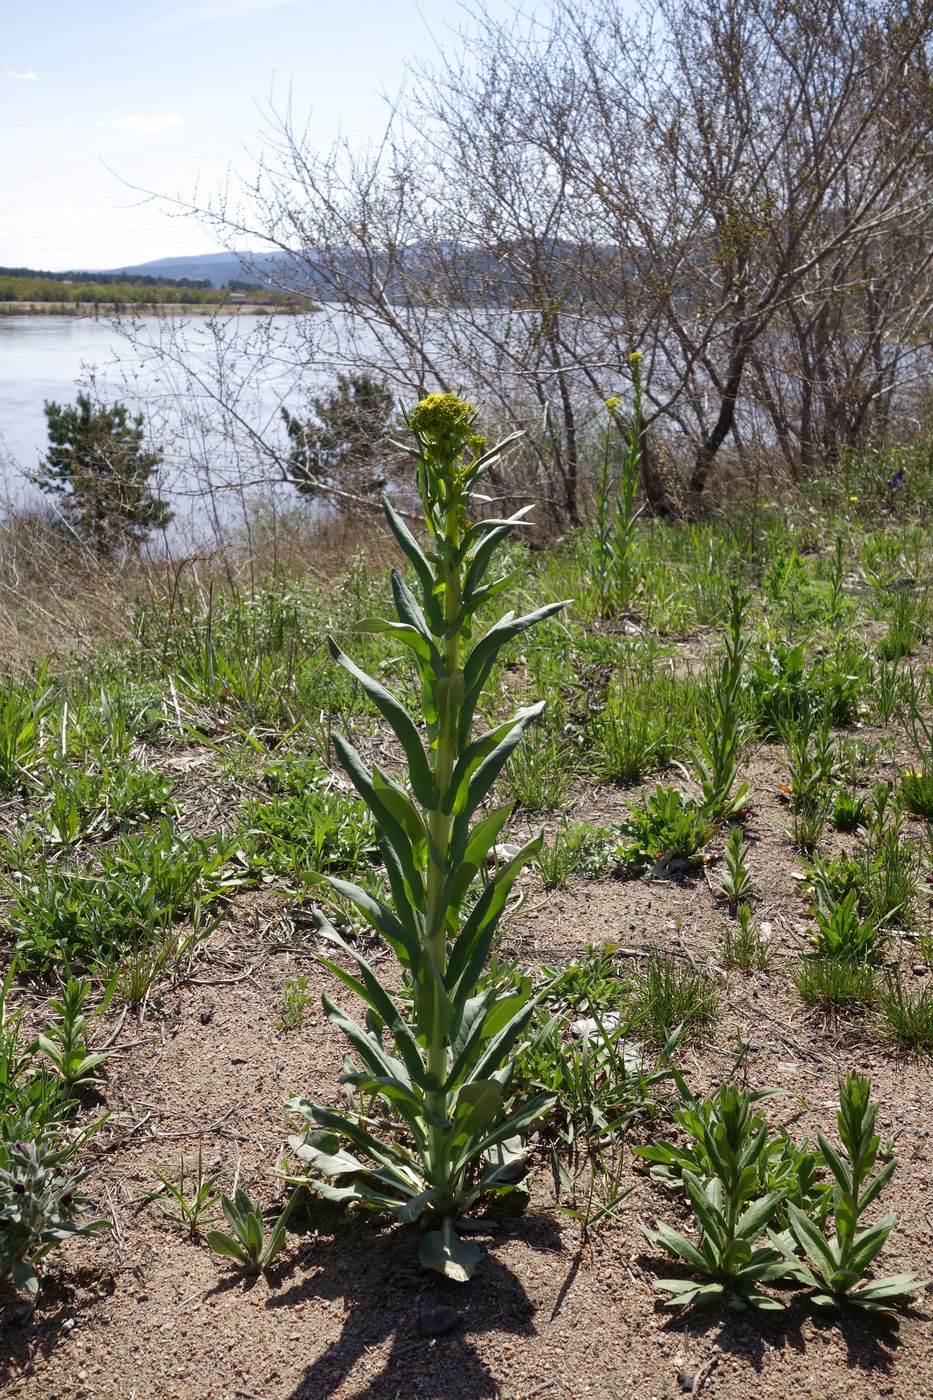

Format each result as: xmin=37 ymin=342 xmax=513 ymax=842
xmin=453 ymin=1079 xmax=505 ymax=1140
xmin=324 ymin=873 xmax=422 ymax=969
xmin=849 ymin=1273 xmax=928 ymax=1303
xmin=454 ymin=706 xmax=546 ymax=822
xmin=735 ymin=1191 xmax=785 ymax=1241
xmin=321 ymin=991 xmax=414 ymax=1090
xmin=816 ymin=1131 xmax=854 ymax=1195
xmin=446 ymin=705 xmax=542 ymax=817
xmin=460 ymin=509 xmax=534 ymax=610
xmin=354 ymin=616 xmax=433 ymax=668
xmin=316 ymin=921 xmax=429 ymax=1091
xmin=656 ymin=1279 xmax=724 ymax=1309
xmin=382 ymin=498 xmax=445 ymax=633
xmin=396 ymin=1187 xmax=438 ymax=1225
xmin=448 ymin=992 xmax=535 ymax=1092
xmin=845 ymin=1217 xmax=896 ymax=1277
xmin=646 ymin=1221 xmax=711 ymax=1275
xmin=741 ymin=1289 xmax=786 ymax=1313
xmin=329 ymin=734 xmax=424 ymax=913
xmin=10 ymin=1258 xmax=39 ymax=1296
xmin=857 ymin=1160 xmax=896 ymax=1214
xmin=419 ymin=1219 xmax=483 ymax=1283
xmin=459 ymin=602 xmax=570 ymax=743
xmin=207 ymin=1230 xmax=249 ymax=1266
xmin=456 ymin=1091 xmax=556 ymax=1174
xmin=682 ymin=1171 xmax=726 ymax=1246
xmin=786 ymin=1203 xmax=837 ymax=1281
xmin=286 ymin=1120 xmax=368 ymax=1177
xmin=448 ymin=989 xmax=497 ymax=1070
xmin=328 ymin=639 xmax=437 ymax=809
xmin=445 ymin=803 xmax=514 ymax=910
xmin=446 ymin=834 xmax=542 ymax=998
xmin=309 ymin=1104 xmax=423 ymax=1187
xmin=389 ymin=571 xmax=441 ymax=661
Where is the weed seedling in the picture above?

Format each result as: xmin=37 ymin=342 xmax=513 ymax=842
xmin=900 ymin=769 xmax=933 ymax=822
xmin=875 ymin=971 xmax=933 ymax=1054
xmin=505 ymin=726 xmax=573 ymax=811
xmin=643 ymin=1083 xmax=796 ymax=1310
xmin=807 ymin=891 xmax=880 ymax=963
xmin=716 ymin=825 xmax=753 ymax=907
xmin=148 ymin=1146 xmax=223 ymax=1239
xmin=776 ymin=1072 xmax=928 ymax=1310
xmin=832 ymin=789 xmax=868 ymax=834
xmin=0 ymin=1135 xmax=109 ymax=1297
xmin=794 ymin=959 xmax=876 ymax=1013
xmin=536 ymin=821 xmax=619 ymax=890
xmin=692 ymin=585 xmax=750 ymax=818
xmin=617 ymin=785 xmax=713 ymax=872
xmin=627 ymin=952 xmax=719 ymax=1045
xmin=278 ymin=975 xmax=314 ymax=1032
xmin=637 ymin=1085 xmax=830 ymax=1229
xmin=36 ymin=977 xmax=112 ymax=1096
xmin=207 ymin=1187 xmax=297 ymax=1275
xmin=724 ymin=903 xmax=771 ymax=971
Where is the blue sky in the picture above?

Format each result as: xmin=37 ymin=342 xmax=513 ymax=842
xmin=1 ymin=0 xmax=527 ymax=271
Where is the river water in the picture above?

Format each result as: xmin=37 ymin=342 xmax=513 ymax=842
xmin=0 ymin=305 xmax=616 ymax=546
xmin=0 ymin=312 xmax=340 ymax=544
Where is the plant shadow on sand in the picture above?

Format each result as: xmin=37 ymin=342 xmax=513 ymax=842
xmin=0 ymin=1266 xmax=117 ymax=1390
xmin=269 ymin=1203 xmax=565 ymax=1400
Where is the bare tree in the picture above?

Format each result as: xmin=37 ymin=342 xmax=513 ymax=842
xmin=155 ymin=0 xmax=933 ymax=522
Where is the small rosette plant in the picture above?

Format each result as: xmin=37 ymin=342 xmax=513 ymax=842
xmin=286 ymin=393 xmax=569 ymax=1281
xmin=774 ymin=1072 xmax=928 ymax=1312
xmin=0 ymin=1134 xmax=109 ymax=1297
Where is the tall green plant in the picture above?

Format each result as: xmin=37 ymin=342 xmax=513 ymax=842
xmin=286 ymin=394 xmax=569 ymax=1281
xmin=692 ymin=583 xmax=750 ymax=818
xmin=594 ymin=353 xmax=644 ymax=618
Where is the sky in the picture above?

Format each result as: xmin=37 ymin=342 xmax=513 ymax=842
xmin=1 ymin=0 xmax=528 ymax=272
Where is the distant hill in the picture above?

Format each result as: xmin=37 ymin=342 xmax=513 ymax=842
xmin=92 ymin=252 xmax=286 ymax=289
xmin=84 ymin=239 xmax=618 ymax=300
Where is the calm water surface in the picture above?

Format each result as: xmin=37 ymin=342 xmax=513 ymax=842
xmin=0 ymin=316 xmax=150 ymax=481
xmin=0 ymin=314 xmax=323 ymax=538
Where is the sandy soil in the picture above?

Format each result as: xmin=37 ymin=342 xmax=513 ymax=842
xmin=1 ymin=741 xmax=931 ymax=1400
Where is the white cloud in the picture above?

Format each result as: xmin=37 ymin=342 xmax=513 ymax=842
xmin=96 ymin=114 xmax=184 ymax=133
xmin=6 ymin=68 xmax=40 ymax=81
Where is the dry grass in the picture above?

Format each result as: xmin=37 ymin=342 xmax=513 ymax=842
xmin=0 ymin=499 xmax=396 ymax=670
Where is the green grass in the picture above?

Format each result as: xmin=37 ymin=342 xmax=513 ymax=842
xmin=794 ymin=958 xmax=877 ymax=1013
xmin=626 ymin=952 xmax=720 ymax=1045
xmin=875 ymin=972 xmax=933 ymax=1053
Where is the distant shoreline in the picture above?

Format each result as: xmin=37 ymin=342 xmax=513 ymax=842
xmin=0 ymin=300 xmax=306 ymax=317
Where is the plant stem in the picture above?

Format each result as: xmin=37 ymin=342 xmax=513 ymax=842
xmin=424 ymin=504 xmax=463 ymax=1203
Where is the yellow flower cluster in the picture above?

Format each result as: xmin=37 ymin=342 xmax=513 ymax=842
xmin=408 ymin=393 xmax=475 ymax=444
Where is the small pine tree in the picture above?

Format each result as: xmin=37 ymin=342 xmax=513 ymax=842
xmin=32 ymin=393 xmax=172 ymax=555
xmin=281 ymin=372 xmax=394 ymax=500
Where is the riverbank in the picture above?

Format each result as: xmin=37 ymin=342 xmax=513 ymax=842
xmin=0 ymin=299 xmax=307 ymax=316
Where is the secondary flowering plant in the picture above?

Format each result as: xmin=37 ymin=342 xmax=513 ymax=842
xmin=286 ymin=393 xmax=568 ymax=1280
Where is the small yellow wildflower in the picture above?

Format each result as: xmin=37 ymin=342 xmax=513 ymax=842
xmin=605 ymin=396 xmax=621 ymax=412
xmin=849 ymin=495 xmax=859 ymax=503
xmin=629 ymin=350 xmax=644 ymax=365
xmin=408 ymin=393 xmax=475 ymax=443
